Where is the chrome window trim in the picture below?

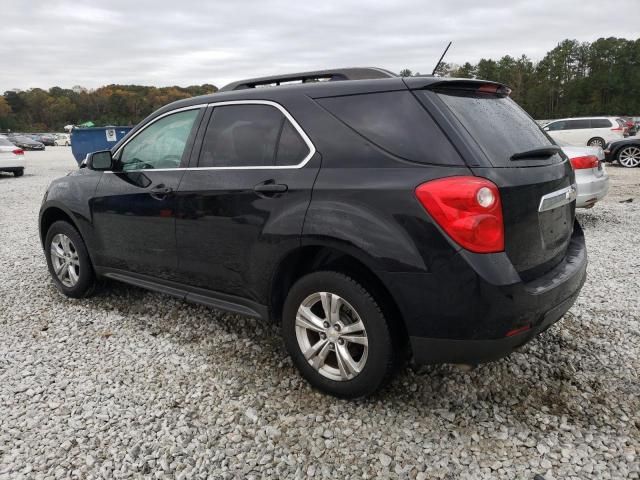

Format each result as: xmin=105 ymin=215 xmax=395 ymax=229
xmin=107 ymin=100 xmax=316 ymax=173
xmin=538 ymin=184 xmax=577 ymax=212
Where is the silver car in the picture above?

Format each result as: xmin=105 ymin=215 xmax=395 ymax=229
xmin=559 ymin=142 xmax=609 ymax=208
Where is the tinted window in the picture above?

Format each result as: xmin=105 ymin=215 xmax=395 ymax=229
xmin=317 ymin=91 xmax=462 ymax=166
xmin=199 ymin=105 xmax=283 ymax=168
xmin=276 ymin=120 xmax=309 ymax=166
xmin=433 ymin=90 xmax=554 ymax=166
xmin=566 ymin=119 xmax=590 ymax=129
xmin=591 ymin=118 xmax=612 ymax=128
xmin=119 ymin=109 xmax=200 ymax=171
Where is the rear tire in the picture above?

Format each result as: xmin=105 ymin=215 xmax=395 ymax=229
xmin=13 ymin=169 xmax=24 ymax=177
xmin=617 ymin=145 xmax=640 ymax=168
xmin=45 ymin=221 xmax=96 ymax=298
xmin=587 ymin=137 xmax=605 ymax=148
xmin=282 ymin=271 xmax=397 ymax=398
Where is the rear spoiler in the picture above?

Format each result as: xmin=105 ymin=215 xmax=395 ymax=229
xmin=403 ymin=77 xmax=512 ymax=96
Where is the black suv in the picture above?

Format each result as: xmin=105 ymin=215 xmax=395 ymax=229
xmin=39 ymin=68 xmax=587 ymax=398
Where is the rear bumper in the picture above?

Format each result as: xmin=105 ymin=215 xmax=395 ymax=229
xmin=410 ymin=288 xmax=581 ymax=365
xmin=381 ymin=221 xmax=587 ymax=366
xmin=575 ymin=172 xmax=609 ymax=208
xmin=0 ymin=158 xmax=26 ymax=171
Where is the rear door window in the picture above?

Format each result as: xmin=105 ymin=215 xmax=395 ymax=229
xmin=198 ymin=104 xmax=310 ymax=168
xmin=199 ymin=105 xmax=282 ymax=168
xmin=316 ymin=91 xmax=463 ymax=166
xmin=428 ymin=89 xmax=558 ymax=167
xmin=566 ymin=119 xmax=590 ymax=129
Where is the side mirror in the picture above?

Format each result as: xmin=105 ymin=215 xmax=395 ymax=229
xmin=86 ymin=150 xmax=113 ymax=171
xmin=543 ymin=126 xmax=550 ymax=131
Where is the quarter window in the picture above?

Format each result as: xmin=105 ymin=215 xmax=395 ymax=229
xmin=591 ymin=118 xmax=612 ymax=128
xmin=199 ymin=104 xmax=309 ymax=168
xmin=119 ymin=109 xmax=200 ymax=171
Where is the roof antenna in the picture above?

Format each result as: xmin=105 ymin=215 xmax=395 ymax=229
xmin=432 ymin=41 xmax=452 ymax=76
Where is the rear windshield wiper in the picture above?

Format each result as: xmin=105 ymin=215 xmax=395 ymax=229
xmin=510 ymin=146 xmax=561 ymax=161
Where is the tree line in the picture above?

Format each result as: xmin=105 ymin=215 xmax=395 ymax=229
xmin=1 ymin=36 xmax=638 ymax=132
xmin=407 ymin=36 xmax=639 ymax=119
xmin=0 ymin=84 xmax=218 ymax=132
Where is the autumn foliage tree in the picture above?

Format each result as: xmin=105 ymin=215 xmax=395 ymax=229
xmin=0 ymin=84 xmax=217 ymax=131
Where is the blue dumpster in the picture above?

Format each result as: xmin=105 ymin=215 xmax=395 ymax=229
xmin=70 ymin=126 xmax=133 ymax=165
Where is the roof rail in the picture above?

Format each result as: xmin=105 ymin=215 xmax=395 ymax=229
xmin=219 ymin=67 xmax=397 ymax=92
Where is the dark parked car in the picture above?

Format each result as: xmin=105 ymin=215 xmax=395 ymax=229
xmin=39 ymin=68 xmax=587 ymax=398
xmin=31 ymin=134 xmax=56 ymax=146
xmin=604 ymin=138 xmax=640 ymax=168
xmin=10 ymin=135 xmax=45 ymax=151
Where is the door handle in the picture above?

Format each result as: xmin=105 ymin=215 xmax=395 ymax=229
xmin=253 ymin=182 xmax=288 ymax=196
xmin=149 ymin=184 xmax=174 ymax=200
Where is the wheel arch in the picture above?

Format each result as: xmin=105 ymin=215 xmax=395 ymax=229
xmin=39 ymin=205 xmax=81 ymax=247
xmin=270 ymin=244 xmax=409 ymax=347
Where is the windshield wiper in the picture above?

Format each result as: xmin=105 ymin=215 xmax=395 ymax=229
xmin=510 ymin=146 xmax=561 ymax=161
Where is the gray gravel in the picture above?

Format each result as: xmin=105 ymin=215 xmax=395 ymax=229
xmin=1 ymin=149 xmax=638 ymax=480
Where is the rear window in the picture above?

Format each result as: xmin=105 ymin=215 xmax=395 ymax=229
xmin=591 ymin=118 xmax=612 ymax=128
xmin=430 ymin=89 xmax=555 ymax=166
xmin=0 ymin=137 xmax=14 ymax=147
xmin=316 ymin=91 xmax=463 ymax=166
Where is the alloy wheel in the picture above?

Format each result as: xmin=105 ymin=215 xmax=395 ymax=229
xmin=295 ymin=292 xmax=368 ymax=381
xmin=50 ymin=233 xmax=80 ymax=287
xmin=618 ymin=146 xmax=640 ymax=168
xmin=588 ymin=138 xmax=605 ymax=148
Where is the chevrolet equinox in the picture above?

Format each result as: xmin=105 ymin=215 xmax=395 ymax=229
xmin=39 ymin=68 xmax=587 ymax=398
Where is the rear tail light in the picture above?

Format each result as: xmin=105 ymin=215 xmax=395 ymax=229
xmin=12 ymin=149 xmax=24 ymax=156
xmin=415 ymin=176 xmax=504 ymax=253
xmin=611 ymin=126 xmax=623 ymax=131
xmin=570 ymin=155 xmax=598 ymax=170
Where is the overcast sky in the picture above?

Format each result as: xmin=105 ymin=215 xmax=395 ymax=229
xmin=1 ymin=0 xmax=638 ymax=92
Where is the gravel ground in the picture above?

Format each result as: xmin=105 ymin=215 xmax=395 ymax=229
xmin=1 ymin=149 xmax=638 ymax=480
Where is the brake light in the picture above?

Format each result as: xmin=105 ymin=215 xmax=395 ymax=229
xmin=570 ymin=155 xmax=598 ymax=170
xmin=415 ymin=176 xmax=504 ymax=253
xmin=477 ymin=84 xmax=512 ymax=96
xmin=12 ymin=149 xmax=24 ymax=155
xmin=611 ymin=127 xmax=623 ymax=131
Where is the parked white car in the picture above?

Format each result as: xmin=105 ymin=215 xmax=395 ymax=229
xmin=559 ymin=142 xmax=609 ymax=208
xmin=543 ymin=117 xmax=625 ymax=148
xmin=0 ymin=135 xmax=25 ymax=177
xmin=54 ymin=133 xmax=71 ymax=146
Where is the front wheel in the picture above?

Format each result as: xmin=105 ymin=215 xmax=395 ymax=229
xmin=617 ymin=145 xmax=640 ymax=168
xmin=282 ymin=271 xmax=398 ymax=398
xmin=587 ymin=137 xmax=605 ymax=148
xmin=45 ymin=221 xmax=96 ymax=298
